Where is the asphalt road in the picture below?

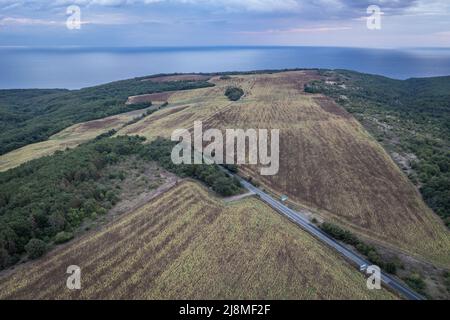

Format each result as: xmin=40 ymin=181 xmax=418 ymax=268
xmin=232 ymin=175 xmax=424 ymax=300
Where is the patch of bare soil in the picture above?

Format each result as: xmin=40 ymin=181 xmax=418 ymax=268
xmin=223 ymin=191 xmax=255 ymax=203
xmin=103 ymin=157 xmax=179 ymax=222
xmin=314 ymin=96 xmax=352 ymax=119
xmin=79 ymin=117 xmax=119 ymax=130
xmin=390 ymin=151 xmax=418 ymax=177
xmin=109 ymin=171 xmax=179 ymax=220
xmin=126 ymin=92 xmax=175 ymax=105
xmin=123 ymin=105 xmax=191 ymax=134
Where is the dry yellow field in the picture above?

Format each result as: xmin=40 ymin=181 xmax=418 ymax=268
xmin=115 ymin=71 xmax=450 ymax=267
xmin=0 ymin=107 xmax=151 ymax=172
xmin=1 ymin=71 xmax=448 ymax=268
xmin=117 ymin=79 xmax=243 ymax=140
xmin=0 ymin=181 xmax=394 ymax=300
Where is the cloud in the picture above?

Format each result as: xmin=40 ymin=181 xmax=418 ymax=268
xmin=1 ymin=0 xmax=449 ymax=48
xmin=435 ymin=31 xmax=450 ymax=37
xmin=0 ymin=16 xmax=60 ymax=26
xmin=0 ymin=0 xmax=424 ymax=14
xmin=181 ymin=0 xmax=300 ymax=12
xmin=238 ymin=25 xmax=352 ymax=34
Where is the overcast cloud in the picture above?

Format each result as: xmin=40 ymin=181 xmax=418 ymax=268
xmin=0 ymin=0 xmax=449 ymax=47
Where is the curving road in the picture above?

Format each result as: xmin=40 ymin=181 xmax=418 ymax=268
xmin=229 ymin=173 xmax=424 ymax=300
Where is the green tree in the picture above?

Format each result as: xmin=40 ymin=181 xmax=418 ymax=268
xmin=25 ymin=238 xmax=47 ymax=259
xmin=54 ymin=231 xmax=74 ymax=244
xmin=225 ymin=87 xmax=244 ymax=101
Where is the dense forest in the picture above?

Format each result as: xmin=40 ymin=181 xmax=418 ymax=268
xmin=0 ymin=135 xmax=242 ymax=270
xmin=0 ymin=136 xmax=144 ymax=269
xmin=0 ymin=78 xmax=213 ymax=155
xmin=306 ymin=70 xmax=450 ymax=227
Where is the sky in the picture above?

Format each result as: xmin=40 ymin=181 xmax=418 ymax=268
xmin=0 ymin=0 xmax=450 ymax=48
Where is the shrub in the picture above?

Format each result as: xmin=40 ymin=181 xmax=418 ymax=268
xmin=320 ymin=222 xmax=398 ymax=274
xmin=127 ymin=102 xmax=152 ymax=109
xmin=225 ymin=87 xmax=244 ymax=101
xmin=54 ymin=231 xmax=74 ymax=244
xmin=105 ymin=190 xmax=119 ymax=204
xmin=384 ymin=262 xmax=397 ymax=275
xmin=0 ymin=248 xmax=11 ymax=269
xmin=25 ymin=238 xmax=47 ymax=259
xmin=223 ymin=164 xmax=238 ymax=173
xmin=444 ymin=271 xmax=450 ymax=293
xmin=404 ymin=273 xmax=426 ymax=294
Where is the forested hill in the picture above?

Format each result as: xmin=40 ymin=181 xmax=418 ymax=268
xmin=328 ymin=71 xmax=450 ymax=139
xmin=0 ymin=77 xmax=213 ymax=155
xmin=305 ymin=70 xmax=450 ymax=228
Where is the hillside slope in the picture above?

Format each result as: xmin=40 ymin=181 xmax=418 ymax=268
xmin=0 ymin=107 xmax=153 ymax=172
xmin=0 ymin=181 xmax=394 ymax=300
xmin=118 ymin=71 xmax=450 ymax=267
xmin=1 ymin=70 xmax=448 ymax=267
xmin=305 ymin=70 xmax=450 ymax=229
xmin=0 ymin=77 xmax=213 ymax=155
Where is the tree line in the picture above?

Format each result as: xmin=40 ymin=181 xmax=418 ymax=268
xmin=0 ymin=79 xmax=213 ymax=155
xmin=0 ymin=135 xmax=242 ymax=270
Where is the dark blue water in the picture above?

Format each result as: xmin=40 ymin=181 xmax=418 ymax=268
xmin=1 ymin=46 xmax=450 ymax=89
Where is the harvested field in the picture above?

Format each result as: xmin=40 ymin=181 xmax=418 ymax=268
xmin=117 ymin=77 xmax=245 ymax=140
xmin=206 ymin=72 xmax=450 ymax=267
xmin=0 ymin=181 xmax=394 ymax=300
xmin=117 ymin=71 xmax=450 ymax=267
xmin=126 ymin=91 xmax=175 ymax=104
xmin=313 ymin=96 xmax=352 ymax=118
xmin=0 ymin=107 xmax=152 ymax=172
xmin=2 ymin=70 xmax=448 ymax=268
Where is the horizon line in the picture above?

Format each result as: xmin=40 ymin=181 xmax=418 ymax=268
xmin=1 ymin=45 xmax=450 ymax=50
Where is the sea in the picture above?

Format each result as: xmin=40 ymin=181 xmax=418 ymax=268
xmin=1 ymin=46 xmax=450 ymax=89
